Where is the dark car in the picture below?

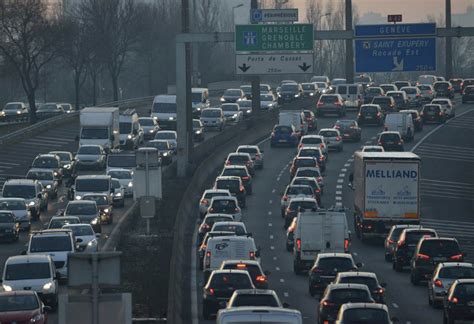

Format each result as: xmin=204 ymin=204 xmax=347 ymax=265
xmin=421 ymin=104 xmax=446 ymax=124
xmin=334 ymin=271 xmax=387 ymax=304
xmin=297 ymin=147 xmax=326 ymax=172
xmin=394 ymin=81 xmax=411 ymax=90
xmin=220 ymin=165 xmax=253 ymax=195
xmin=270 ymin=124 xmax=299 ymax=147
xmin=318 ymin=284 xmax=374 ymax=323
xmin=214 ymin=176 xmax=246 ymax=208
xmin=303 ymin=110 xmax=317 ymax=131
xmin=462 ymin=79 xmax=474 ymax=92
xmin=0 ymin=211 xmax=19 ymax=242
xmin=462 ymin=85 xmax=474 ymax=104
xmin=193 ymin=119 xmax=205 ymax=142
xmin=402 ymin=110 xmax=423 ymax=132
xmin=81 ymin=194 xmax=113 ymax=225
xmin=225 ymin=153 xmax=255 ymax=176
xmin=308 ymin=253 xmax=361 ymax=296
xmin=145 ymin=140 xmax=173 ymax=165
xmin=364 ymin=87 xmax=385 ymax=104
xmin=220 ymin=89 xmax=245 ymax=103
xmin=198 ymin=214 xmax=234 ymax=243
xmin=357 ymin=104 xmax=384 ymax=126
xmin=410 ymin=237 xmax=464 ymax=285
xmin=333 ymin=119 xmax=361 ymax=142
xmin=0 ymin=291 xmax=50 ymax=324
xmin=277 ymin=83 xmax=303 ymax=104
xmin=220 ymin=260 xmax=270 ymax=289
xmin=386 ymin=91 xmax=409 ymax=110
xmin=202 ymin=270 xmax=254 ymax=319
xmin=434 ymin=81 xmax=455 ymax=99
xmin=443 ymin=279 xmax=474 ymax=324
xmin=289 ymin=157 xmax=318 ymax=178
xmin=392 ymin=227 xmax=438 ymax=272
xmin=384 ymin=224 xmax=419 ymax=262
xmin=371 ymin=96 xmax=397 ymax=113
xmin=377 ymin=131 xmax=404 ymax=152
xmin=449 ymin=78 xmax=464 ymax=93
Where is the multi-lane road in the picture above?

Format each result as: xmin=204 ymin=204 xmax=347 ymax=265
xmin=193 ymin=97 xmax=473 ymax=324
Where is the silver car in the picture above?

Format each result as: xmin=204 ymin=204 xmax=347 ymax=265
xmin=0 ymin=198 xmax=30 ymax=231
xmin=260 ymin=93 xmax=277 ymax=110
xmin=63 ymin=224 xmax=100 ymax=252
xmin=417 ymin=84 xmax=436 ymax=102
xmin=139 ymin=117 xmax=160 ymax=140
xmin=199 ymin=189 xmax=231 ymax=217
xmin=200 ymin=108 xmax=225 ymax=131
xmin=26 ymin=169 xmax=59 ymax=199
xmin=75 ymin=145 xmax=106 ymax=170
xmin=154 ymin=131 xmax=177 ymax=153
xmin=400 ymin=86 xmax=422 ymax=107
xmin=221 ymin=104 xmax=242 ymax=123
xmin=280 ymin=184 xmax=314 ymax=217
xmin=431 ymin=98 xmax=455 ymax=118
xmin=236 ymin=145 xmax=264 ymax=169
xmin=318 ymin=128 xmax=343 ymax=152
xmin=294 ymin=167 xmax=324 ymax=188
xmin=107 ymin=169 xmax=133 ymax=197
xmin=428 ymin=262 xmax=474 ymax=308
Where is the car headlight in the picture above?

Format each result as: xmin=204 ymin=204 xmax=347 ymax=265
xmin=30 ymin=314 xmax=44 ymax=323
xmin=75 ymin=195 xmax=82 ymax=200
xmin=114 ymin=192 xmax=122 ymax=197
xmin=2 ymin=285 xmax=12 ymax=292
xmin=87 ymin=240 xmax=97 ymax=246
xmin=233 ymin=114 xmax=238 ymax=118
xmin=197 ymin=107 xmax=201 ymax=111
xmin=128 ymin=182 xmax=133 ymax=187
xmin=0 ymin=112 xmax=5 ymax=116
xmin=220 ymin=97 xmax=225 ymax=102
xmin=195 ymin=130 xmax=202 ymax=134
xmin=28 ymin=201 xmax=35 ymax=207
xmin=246 ymin=109 xmax=251 ymax=114
xmin=163 ymin=152 xmax=168 ymax=156
xmin=46 ymin=184 xmax=52 ymax=189
xmin=127 ymin=134 xmax=132 ymax=139
xmin=168 ymin=116 xmax=175 ymax=121
xmin=310 ymin=93 xmax=314 ymax=96
xmin=64 ymin=164 xmax=71 ymax=169
xmin=91 ymin=218 xmax=99 ymax=225
xmin=43 ymin=282 xmax=53 ymax=290
xmin=16 ymin=110 xmax=22 ymax=114
xmin=149 ymin=129 xmax=155 ymax=133
xmin=103 ymin=208 xmax=109 ymax=213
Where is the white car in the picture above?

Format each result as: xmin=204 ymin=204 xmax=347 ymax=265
xmin=318 ymin=128 xmax=343 ymax=152
xmin=400 ymin=86 xmax=422 ymax=107
xmin=107 ymin=169 xmax=133 ymax=197
xmin=417 ymin=84 xmax=436 ymax=101
xmin=221 ymin=104 xmax=243 ymax=123
xmin=0 ymin=198 xmax=31 ymax=231
xmin=200 ymin=108 xmax=225 ymax=131
xmin=63 ymin=224 xmax=99 ymax=252
xmin=2 ymin=255 xmax=59 ymax=308
xmin=260 ymin=93 xmax=277 ymax=110
xmin=280 ymin=184 xmax=315 ymax=217
xmin=294 ymin=167 xmax=325 ymax=188
xmin=210 ymin=221 xmax=247 ymax=235
xmin=199 ymin=189 xmax=232 ymax=217
xmin=431 ymin=98 xmax=455 ymax=118
xmin=236 ymin=145 xmax=264 ymax=169
xmin=361 ymin=145 xmax=385 ymax=153
xmin=298 ymin=135 xmax=328 ymax=156
xmin=154 ymin=130 xmax=177 ymax=153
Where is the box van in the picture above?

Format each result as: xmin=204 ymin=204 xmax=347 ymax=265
xmin=203 ymin=236 xmax=259 ymax=279
xmin=336 ymin=84 xmax=364 ymax=109
xmin=384 ymin=112 xmax=415 ymax=141
xmin=279 ymin=111 xmax=307 ymax=136
xmin=191 ymin=88 xmax=210 ymax=117
xmin=293 ymin=210 xmax=350 ymax=273
xmin=151 ymin=95 xmax=177 ymax=130
xmin=217 ymin=307 xmax=303 ymax=324
xmin=73 ymin=175 xmax=112 ymax=201
xmin=119 ymin=109 xmax=143 ymax=150
xmin=417 ymin=75 xmax=437 ymax=86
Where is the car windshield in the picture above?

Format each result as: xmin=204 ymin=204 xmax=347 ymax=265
xmin=111 ymin=180 xmax=121 ymax=189
xmin=216 ymin=180 xmax=239 ymax=191
xmin=405 ymin=231 xmax=436 ymax=245
xmin=107 ymin=155 xmax=136 ymax=168
xmin=66 ymin=203 xmax=97 ymax=215
xmin=139 ymin=118 xmax=154 ymax=126
xmin=388 ymin=92 xmax=403 ymax=98
xmin=27 ymin=171 xmax=54 ymax=180
xmin=361 ymin=106 xmax=378 ymax=113
xmin=2 ymin=185 xmax=36 ymax=199
xmin=238 ymin=101 xmax=252 ymax=108
xmin=302 ymin=84 xmax=315 ymax=90
xmin=191 ymin=93 xmax=204 ymax=102
xmin=261 ymin=95 xmax=274 ymax=101
xmin=289 ymin=201 xmax=317 ymax=210
xmin=295 ymin=159 xmax=316 ymax=167
xmin=107 ymin=170 xmax=132 ymax=179
xmin=193 ymin=120 xmax=202 ymax=128
xmin=224 ymin=90 xmax=241 ymax=96
xmin=0 ymin=295 xmax=39 ymax=312
xmin=82 ymin=196 xmax=108 ymax=206
xmin=5 ymin=263 xmax=50 ymax=280
xmin=0 ymin=200 xmax=25 ymax=210
xmin=343 ymin=308 xmax=390 ymax=323
xmin=329 ymin=289 xmax=370 ymax=302
xmin=296 ymin=169 xmax=320 ymax=177
xmin=147 ymin=141 xmax=168 ymax=150
xmin=380 ymin=133 xmax=400 ymax=142
xmin=240 ymin=86 xmax=251 ymax=93
xmin=222 ymin=169 xmax=246 ymax=177
xmin=119 ymin=122 xmax=132 ymax=134
xmin=287 ymin=186 xmax=313 ymax=195
xmin=60 ymin=104 xmax=72 ymax=111
xmin=281 ymin=84 xmax=298 ymax=91
xmin=317 ymin=257 xmax=354 ymax=271
xmin=315 ymin=82 xmax=327 ymax=88
xmin=403 ymin=88 xmax=417 ymax=94
xmin=153 ymin=102 xmax=176 ymax=113
xmin=30 ymin=236 xmax=72 ymax=252
xmin=75 ymin=179 xmax=109 ymax=192
xmin=210 ymin=273 xmax=252 ymax=289
xmin=32 ymin=158 xmax=58 ymax=168
xmin=275 ymin=126 xmax=292 ymax=133
xmin=339 ymin=277 xmax=378 ymax=290
xmin=221 ymin=104 xmax=239 ymax=112
xmin=231 ymin=294 xmax=279 ymax=307
xmin=81 ymin=128 xmax=108 ymax=139
xmin=455 ymin=284 xmax=474 ymax=299
xmin=38 ymin=104 xmax=58 ymax=111
xmin=319 ymin=130 xmax=338 ymax=137
xmin=64 ymin=225 xmax=95 ymax=236
xmin=77 ymin=146 xmax=101 ymax=155
xmin=466 ymin=87 xmax=474 ymax=94
xmin=4 ymin=103 xmax=22 ymax=110
xmin=51 ymin=152 xmax=71 ymax=162
xmin=0 ymin=213 xmax=14 ymax=223
xmin=155 ymin=132 xmax=176 ymax=140
xmin=419 ymin=240 xmax=460 ymax=255
xmin=213 ymin=224 xmax=246 ymax=235
xmin=49 ymin=218 xmax=79 ymax=229
xmin=299 ymin=149 xmax=321 ymax=158
xmin=202 ymin=109 xmax=221 ymax=117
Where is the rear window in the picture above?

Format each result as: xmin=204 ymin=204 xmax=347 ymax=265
xmin=222 ymin=169 xmax=246 ymax=177
xmin=455 ymin=283 xmax=474 ymax=299
xmin=231 ymin=294 xmax=279 ymax=307
xmin=213 ymin=224 xmax=246 ymax=235
xmin=229 ymin=155 xmax=249 ymax=163
xmin=423 ymin=105 xmax=440 ymax=113
xmin=403 ymin=88 xmax=417 ymax=94
xmin=286 ymin=186 xmax=313 ymax=195
xmin=339 ymin=277 xmax=378 ymax=290
xmin=342 ymin=308 xmax=390 ymax=323
xmin=372 ymin=97 xmax=390 ymax=104
xmin=211 ymin=199 xmax=237 ymax=210
xmin=380 ymin=133 xmax=400 ymax=142
xmin=275 ymin=126 xmax=292 ymax=133
xmin=299 ymin=149 xmax=321 ymax=158
xmin=328 ymin=288 xmax=370 ymax=302
xmin=319 ymin=130 xmax=338 ymax=137
xmin=361 ymin=106 xmax=378 ymax=113
xmin=367 ymin=88 xmax=382 ymax=94
xmin=216 ymin=180 xmax=239 ymax=191
xmin=222 ymin=264 xmax=261 ymax=279
xmin=466 ymin=87 xmax=474 ymax=94
xmin=317 ymin=257 xmax=354 ymax=271
xmin=419 ymin=240 xmax=460 ymax=256
xmin=296 ymin=169 xmax=320 ymax=178
xmin=302 ymin=137 xmax=322 ymax=144
xmin=337 ymin=86 xmax=347 ymax=93
xmin=320 ymin=96 xmax=338 ymax=103
xmin=389 ymin=227 xmax=406 ymax=241
xmin=439 ymin=267 xmax=474 ymax=279
xmin=418 ymin=85 xmax=431 ymax=90
xmin=201 ymin=109 xmax=221 ymax=117
xmin=434 ymin=82 xmax=450 ymax=90
xmin=289 ymin=200 xmax=317 ymax=210
xmin=210 ymin=273 xmax=252 ymax=289
xmin=237 ymin=147 xmax=257 ymax=154
xmin=405 ymin=230 xmax=436 ymax=245
xmin=204 ymin=192 xmax=229 ymax=199
xmin=295 ymin=159 xmax=316 ymax=167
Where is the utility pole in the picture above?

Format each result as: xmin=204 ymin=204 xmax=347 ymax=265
xmin=345 ymin=0 xmax=354 ymax=83
xmin=445 ymin=0 xmax=452 ymax=79
xmin=251 ymin=0 xmax=261 ymax=116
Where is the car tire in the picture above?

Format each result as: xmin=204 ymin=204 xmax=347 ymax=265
xmin=286 ymin=242 xmax=292 ymax=252
xmin=394 ymin=260 xmax=403 ymax=272
xmin=309 ymin=287 xmax=315 ymax=297
xmin=410 ymin=270 xmax=420 ymax=285
xmin=384 ymin=253 xmax=392 ymax=262
xmin=202 ymin=304 xmax=212 ymax=320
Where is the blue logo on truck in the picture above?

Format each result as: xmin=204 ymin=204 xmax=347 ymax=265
xmin=366 ymin=169 xmax=418 ymax=179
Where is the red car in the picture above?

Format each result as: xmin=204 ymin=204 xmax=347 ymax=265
xmin=0 ymin=291 xmax=50 ymax=323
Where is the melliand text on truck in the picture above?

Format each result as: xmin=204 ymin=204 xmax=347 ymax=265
xmin=352 ymin=152 xmax=421 ymax=241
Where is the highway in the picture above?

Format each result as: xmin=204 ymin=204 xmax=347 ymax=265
xmin=194 ymin=96 xmax=474 ymax=324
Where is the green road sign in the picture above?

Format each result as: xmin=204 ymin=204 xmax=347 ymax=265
xmin=235 ymin=24 xmax=313 ymax=52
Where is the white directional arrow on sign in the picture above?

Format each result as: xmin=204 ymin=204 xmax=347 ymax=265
xmin=392 ymin=57 xmax=404 ymax=71
xmin=235 ymin=53 xmax=314 ymax=75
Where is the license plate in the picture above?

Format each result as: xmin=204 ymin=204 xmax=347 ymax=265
xmin=433 ymin=257 xmax=446 ymax=262
xmin=344 ymin=134 xmax=350 ymax=137
xmin=468 ymin=301 xmax=474 ymax=306
xmin=279 ymin=139 xmax=287 ymax=143
xmin=366 ymin=116 xmax=372 ymax=119
xmin=304 ymin=251 xmax=317 ymax=255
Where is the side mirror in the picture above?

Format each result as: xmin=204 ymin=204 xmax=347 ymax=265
xmin=264 ymin=270 xmax=271 ymax=276
xmin=21 ymin=250 xmax=26 ymax=255
xmin=282 ymin=302 xmax=290 ymax=308
xmin=356 ymin=262 xmax=363 ymax=268
xmin=76 ymin=238 xmax=83 ymax=243
xmin=43 ymin=306 xmax=53 ymax=313
xmin=380 ymin=282 xmax=387 ymax=288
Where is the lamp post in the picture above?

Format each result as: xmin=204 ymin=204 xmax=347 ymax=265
xmin=232 ymin=3 xmax=244 ymax=30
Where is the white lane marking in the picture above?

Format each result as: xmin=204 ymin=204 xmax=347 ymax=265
xmin=256 ymin=136 xmax=270 ymax=146
xmin=276 ymin=267 xmax=280 ymax=271
xmin=411 ymin=109 xmax=473 ymax=152
xmin=191 ymin=230 xmax=198 ymax=324
xmin=339 ymin=173 xmax=346 ymax=178
xmin=273 ymin=256 xmax=277 ymax=261
xmin=270 ymin=246 xmax=275 ymax=250
xmin=341 ymin=168 xmax=347 ymax=172
xmin=276 ymin=177 xmax=280 ymax=182
xmin=371 ymin=136 xmax=376 ymax=140
xmin=335 ymin=196 xmax=342 ymax=201
xmin=351 ymin=154 xmax=354 ymax=157
xmin=0 ymin=161 xmax=20 ymax=166
xmin=280 ymin=278 xmax=285 ymax=283
xmin=272 ymin=189 xmax=276 ymax=193
xmin=284 ymin=292 xmax=289 ymax=297
xmin=353 ymin=252 xmax=358 ymax=256
xmin=269 ymin=235 xmax=274 ymax=239
xmin=348 ymin=158 xmax=354 ymax=162
xmin=392 ymin=303 xmax=399 ymax=309
xmin=344 ymin=163 xmax=350 ymax=167
xmin=337 ymin=179 xmax=344 ymax=183
xmin=336 ymin=185 xmax=343 ymax=189
xmin=336 ymin=191 xmax=342 ymax=195
xmin=335 ymin=202 xmax=343 ymax=207
xmin=269 ymin=200 xmax=273 ymax=204
xmin=268 ymin=211 xmax=273 ymax=216
xmin=268 ymin=223 xmax=273 ymax=227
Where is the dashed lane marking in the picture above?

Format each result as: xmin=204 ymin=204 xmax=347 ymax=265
xmin=344 ymin=163 xmax=350 ymax=167
xmin=348 ymin=158 xmax=354 ymax=162
xmin=392 ymin=303 xmax=399 ymax=309
xmin=268 ymin=211 xmax=273 ymax=216
xmin=276 ymin=267 xmax=280 ymax=271
xmin=273 ymin=256 xmax=277 ymax=261
xmin=336 ymin=185 xmax=343 ymax=189
xmin=341 ymin=168 xmax=347 ymax=172
xmin=335 ymin=196 xmax=342 ymax=201
xmin=284 ymin=292 xmax=289 ymax=297
xmin=272 ymin=189 xmax=276 ymax=193
xmin=269 ymin=235 xmax=274 ymax=239
xmin=339 ymin=173 xmax=345 ymax=178
xmin=269 ymin=200 xmax=273 ymax=204
xmin=336 ymin=191 xmax=342 ymax=195
xmin=280 ymin=279 xmax=285 ymax=283
xmin=268 ymin=223 xmax=273 ymax=227
xmin=270 ymin=246 xmax=275 ymax=250
xmin=337 ymin=179 xmax=344 ymax=183
xmin=276 ymin=177 xmax=281 ymax=182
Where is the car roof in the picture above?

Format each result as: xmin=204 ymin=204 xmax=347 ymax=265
xmin=438 ymin=262 xmax=473 ymax=269
xmin=213 ymin=221 xmax=245 ymax=226
xmin=35 ymin=154 xmax=58 ymax=159
xmin=51 ymin=216 xmax=80 ymax=221
xmin=340 ymin=302 xmax=388 ymax=311
xmin=27 ymin=168 xmax=54 ymax=174
xmin=67 ymin=200 xmax=96 ymax=205
xmin=337 ymin=271 xmax=378 ymax=279
xmin=232 ymin=289 xmax=277 ymax=295
xmin=204 ymin=214 xmax=234 ymax=219
xmin=78 ymin=144 xmax=102 ymax=149
xmin=221 ymin=259 xmax=261 ymax=266
xmin=228 ymin=152 xmax=251 ymax=157
xmin=4 ymin=179 xmax=37 ymax=185
xmin=403 ymin=227 xmax=436 ymax=233
xmin=31 ymin=229 xmax=72 ymax=236
xmin=107 ymin=168 xmax=132 ymax=173
xmin=420 ymin=237 xmax=458 ymax=243
xmin=156 ymin=130 xmax=177 ymax=134
xmin=76 ymin=175 xmax=110 ymax=180
xmin=328 ymin=283 xmax=370 ymax=291
xmin=211 ymin=269 xmax=250 ymax=276
xmin=223 ymin=165 xmax=247 ymax=170
xmin=455 ymin=278 xmax=474 ymax=284
xmin=216 ymin=176 xmax=241 ymax=181
xmin=0 ymin=197 xmax=26 ymax=202
xmin=210 ymin=196 xmax=237 ymax=201
xmin=0 ymin=291 xmax=39 ymax=297
xmin=319 ymin=128 xmax=338 ymax=132
xmin=204 ymin=189 xmax=230 ymax=194
xmin=318 ymin=253 xmax=353 ymax=259
xmin=6 ymin=254 xmax=52 ymax=264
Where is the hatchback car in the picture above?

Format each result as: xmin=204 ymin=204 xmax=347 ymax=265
xmin=138 ymin=117 xmax=160 ymax=140
xmin=280 ymin=185 xmax=315 ymax=217
xmin=225 ymin=153 xmax=255 ymax=176
xmin=211 ymin=221 xmax=247 ymax=236
xmin=357 ymin=104 xmax=384 ymax=126
xmin=0 ymin=198 xmax=30 ymax=231
xmin=75 ymin=145 xmax=106 ymax=170
xmin=290 ymin=177 xmax=322 ymax=205
xmin=429 ymin=262 xmax=474 ymax=308
xmin=145 ymin=140 xmax=173 ymax=165
xmin=333 ymin=119 xmax=362 ymax=142
xmin=400 ymin=109 xmax=423 ymax=132
xmin=410 ymin=237 xmax=464 ymax=285
xmin=193 ymin=119 xmax=205 ymax=142
xmin=199 ymin=189 xmax=231 ymax=217
xmin=417 ymin=84 xmax=436 ymax=101
xmin=107 ymin=169 xmax=133 ymax=197
xmin=303 ymin=110 xmax=317 ymax=131
xmin=434 ymin=81 xmax=455 ymax=98
xmin=260 ymin=93 xmax=277 ymax=110
xmin=386 ymin=90 xmax=409 ymax=109
xmin=443 ymin=279 xmax=474 ymax=324
xmin=392 ymin=227 xmax=438 ymax=271
xmin=198 ymin=214 xmax=234 ymax=243
xmin=462 ymin=85 xmax=474 ymax=103
xmin=214 ymin=176 xmax=246 ymax=208
xmin=220 ymin=166 xmax=253 ymax=195
xmin=298 ymin=135 xmax=328 ymax=156
xmin=384 ymin=224 xmax=419 ymax=261
xmin=371 ymin=96 xmax=397 ymax=113
xmin=63 ymin=224 xmax=99 ymax=252
xmin=0 ymin=291 xmax=51 ymax=324
xmin=26 ymin=169 xmax=59 ymax=199
xmin=283 ymin=197 xmax=318 ymax=229
xmin=236 ymin=145 xmax=264 ymax=170
xmin=270 ymin=124 xmax=299 ymax=147
xmin=336 ymin=303 xmax=394 ymax=324
xmin=377 ymin=131 xmax=404 ymax=152
xmin=400 ymin=86 xmax=422 ymax=107
xmin=226 ymin=289 xmax=282 ymax=308
xmin=364 ymin=87 xmax=385 ymax=103
xmin=220 ymin=260 xmax=270 ymax=290
xmin=294 ymin=167 xmax=324 ymax=188
xmin=63 ymin=200 xmax=101 ymax=233
xmin=431 ymin=98 xmax=455 ymax=118
xmin=0 ymin=211 xmax=20 ymax=242
xmin=154 ymin=130 xmax=177 ymax=153
xmin=200 ymin=108 xmax=225 ymax=131
xmin=31 ymin=154 xmax=62 ymax=182
xmin=421 ymin=104 xmax=446 ymax=124
xmin=316 ymin=94 xmax=346 ymax=117
xmin=220 ymin=89 xmax=245 ymax=103
xmin=277 ymin=83 xmax=303 ymax=104
xmin=81 ymin=194 xmax=113 ymax=224
xmin=297 ymin=147 xmax=326 ymax=171
xmin=207 ymin=196 xmax=242 ymax=221
xmin=221 ymin=104 xmax=242 ymax=124
xmin=334 ymin=271 xmax=387 ymax=303
xmin=289 ymin=157 xmax=319 ymax=178
xmin=318 ymin=128 xmax=343 ymax=152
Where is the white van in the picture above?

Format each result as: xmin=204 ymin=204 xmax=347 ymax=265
xmin=336 ymin=84 xmax=364 ymax=109
xmin=151 ymin=95 xmax=177 ymax=130
xmin=293 ymin=210 xmax=350 ymax=273
xmin=191 ymin=88 xmax=210 ymax=117
xmin=384 ymin=112 xmax=415 ymax=141
xmin=418 ymin=75 xmax=437 ymax=85
xmin=279 ymin=111 xmax=308 ymax=136
xmin=217 ymin=307 xmax=303 ymax=324
xmin=74 ymin=175 xmax=112 ymax=201
xmin=203 ymin=236 xmax=259 ymax=279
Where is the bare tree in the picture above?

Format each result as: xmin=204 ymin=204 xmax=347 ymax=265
xmin=0 ymin=0 xmax=65 ymax=123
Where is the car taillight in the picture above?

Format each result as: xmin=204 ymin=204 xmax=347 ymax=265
xmin=296 ymin=238 xmax=301 ymax=251
xmin=428 ymin=90 xmax=433 ymax=94
xmin=439 ymin=111 xmax=444 ymax=116
xmin=417 ymin=253 xmax=430 ymax=261
xmin=242 ymin=176 xmax=250 ymax=180
xmin=322 ymin=300 xmax=334 ymax=307
xmin=448 ymin=86 xmax=452 ymax=90
xmin=317 ymin=102 xmax=323 ymax=107
xmin=200 ymin=199 xmax=209 ymax=205
xmin=286 ymin=207 xmax=292 ymax=213
xmin=335 ymin=101 xmax=342 ymax=106
xmin=226 ymin=161 xmax=231 ymax=165
xmin=206 ymin=288 xmax=215 ymax=296
xmin=298 ymin=143 xmax=303 ymax=149
xmin=335 ymin=136 xmax=341 ymax=141
xmin=249 ymin=251 xmax=256 ymax=259
xmin=234 ymin=207 xmax=240 ymax=212
xmin=377 ymin=141 xmax=382 ymax=146
xmin=205 ymin=251 xmax=211 ymax=268
xmin=449 ymin=296 xmax=459 ymax=304
xmin=271 ymin=132 xmax=275 ymax=138
xmin=434 ymin=279 xmax=443 ymax=288
xmin=255 ymin=153 xmax=260 ymax=159
xmin=315 ymin=188 xmax=321 ymax=194
xmin=283 ymin=195 xmax=288 ymax=201
xmin=202 ymin=223 xmax=210 ymax=230
xmin=256 ymin=275 xmax=267 ymax=282
xmin=240 ymin=186 xmax=245 ymax=192
xmin=397 ymin=240 xmax=405 ymax=248
xmin=319 ymin=156 xmax=325 ymax=161
xmin=344 ymin=238 xmax=349 ymax=251
xmin=320 ymin=143 xmax=324 ymax=149
xmin=376 ymin=112 xmax=381 ymax=116
xmin=317 ymin=176 xmax=323 ymax=182
xmin=387 ymin=239 xmax=395 ymax=244
xmin=208 ymin=208 xmax=214 ymax=213
xmin=416 ymin=93 xmax=421 ymax=97
xmin=450 ymin=254 xmax=463 ymax=261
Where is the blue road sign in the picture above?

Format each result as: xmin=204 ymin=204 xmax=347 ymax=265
xmin=251 ymin=9 xmax=263 ymax=23
xmin=355 ymin=23 xmax=436 ymax=38
xmin=355 ymin=37 xmax=436 ymax=73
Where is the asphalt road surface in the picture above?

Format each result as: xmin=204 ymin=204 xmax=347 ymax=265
xmin=194 ymin=96 xmax=474 ymax=324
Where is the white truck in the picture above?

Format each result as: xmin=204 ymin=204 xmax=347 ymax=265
xmin=278 ymin=111 xmax=307 ymax=136
xmin=79 ymin=107 xmax=119 ymax=151
xmin=384 ymin=112 xmax=414 ymax=141
xmin=352 ymin=152 xmax=421 ymax=241
xmin=293 ymin=209 xmax=350 ymax=274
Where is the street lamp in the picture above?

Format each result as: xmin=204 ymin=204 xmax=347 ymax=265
xmin=232 ymin=3 xmax=244 ymax=31
xmin=318 ymin=12 xmax=331 ymax=28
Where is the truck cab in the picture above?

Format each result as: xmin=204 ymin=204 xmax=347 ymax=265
xmin=151 ymin=95 xmax=177 ymax=130
xmin=119 ymin=109 xmax=143 ymax=150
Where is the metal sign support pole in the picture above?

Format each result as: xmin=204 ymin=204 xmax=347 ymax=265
xmin=145 ymin=152 xmax=150 ymax=235
xmin=345 ymin=0 xmax=354 ymax=83
xmin=91 ymin=253 xmax=99 ymax=324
